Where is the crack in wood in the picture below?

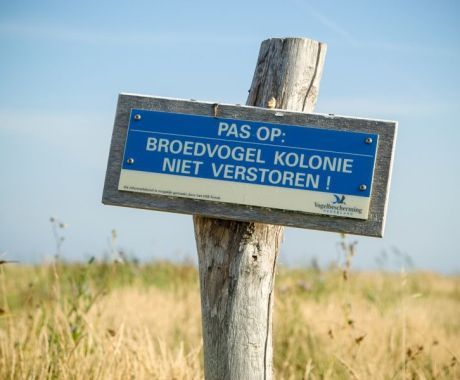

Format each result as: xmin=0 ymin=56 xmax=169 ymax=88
xmin=302 ymin=42 xmax=322 ymax=112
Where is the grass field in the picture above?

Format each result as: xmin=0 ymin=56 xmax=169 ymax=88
xmin=0 ymin=258 xmax=459 ymax=379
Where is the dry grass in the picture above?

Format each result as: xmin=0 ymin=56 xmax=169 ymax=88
xmin=0 ymin=261 xmax=459 ymax=379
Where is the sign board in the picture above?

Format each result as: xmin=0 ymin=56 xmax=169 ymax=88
xmin=103 ymin=94 xmax=397 ymax=237
xmin=120 ymin=110 xmax=377 ymax=219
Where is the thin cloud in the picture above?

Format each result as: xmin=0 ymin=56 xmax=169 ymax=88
xmin=289 ymin=0 xmax=459 ymax=59
xmin=290 ymin=0 xmax=359 ymax=46
xmin=0 ymin=21 xmax=255 ymax=46
xmin=0 ymin=110 xmax=111 ymax=169
xmin=309 ymin=9 xmax=359 ymax=47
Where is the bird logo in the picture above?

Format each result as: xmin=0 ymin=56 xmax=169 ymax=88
xmin=332 ymin=194 xmax=346 ymax=205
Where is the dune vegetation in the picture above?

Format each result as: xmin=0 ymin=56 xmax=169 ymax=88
xmin=0 ymin=254 xmax=459 ymax=379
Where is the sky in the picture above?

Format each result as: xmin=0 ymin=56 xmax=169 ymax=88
xmin=1 ymin=0 xmax=459 ymax=273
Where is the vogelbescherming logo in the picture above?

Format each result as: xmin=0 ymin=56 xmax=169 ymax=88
xmin=332 ymin=194 xmax=346 ymax=205
xmin=314 ymin=194 xmax=362 ymax=216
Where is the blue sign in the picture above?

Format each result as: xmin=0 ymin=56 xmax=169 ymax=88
xmin=119 ymin=109 xmax=378 ymax=219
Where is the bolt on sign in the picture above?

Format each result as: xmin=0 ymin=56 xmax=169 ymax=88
xmin=102 ymin=94 xmax=397 ymax=237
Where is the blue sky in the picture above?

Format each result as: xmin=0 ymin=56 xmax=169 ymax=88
xmin=1 ymin=0 xmax=459 ymax=272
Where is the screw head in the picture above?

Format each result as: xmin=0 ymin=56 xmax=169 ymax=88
xmin=134 ymin=114 xmax=141 ymax=121
xmin=365 ymin=137 xmax=373 ymax=144
xmin=359 ymin=184 xmax=367 ymax=191
xmin=127 ymin=158 xmax=135 ymax=164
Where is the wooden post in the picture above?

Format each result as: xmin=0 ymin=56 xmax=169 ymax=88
xmin=194 ymin=37 xmax=327 ymax=379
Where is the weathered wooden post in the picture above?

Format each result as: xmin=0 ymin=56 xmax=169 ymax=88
xmin=194 ymin=37 xmax=327 ymax=380
xmin=103 ymin=35 xmax=397 ymax=380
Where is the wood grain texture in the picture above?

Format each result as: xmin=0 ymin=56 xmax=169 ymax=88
xmin=194 ymin=219 xmax=283 ymax=380
xmin=194 ymin=37 xmax=326 ymax=380
xmin=247 ymin=38 xmax=326 ymax=113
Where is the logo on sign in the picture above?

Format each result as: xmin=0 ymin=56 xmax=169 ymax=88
xmin=313 ymin=194 xmax=362 ymax=218
xmin=332 ymin=194 xmax=346 ymax=205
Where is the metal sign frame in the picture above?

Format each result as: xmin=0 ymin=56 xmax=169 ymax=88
xmin=102 ymin=93 xmax=397 ymax=237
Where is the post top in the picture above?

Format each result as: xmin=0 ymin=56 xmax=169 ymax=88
xmin=261 ymin=37 xmax=326 ymax=45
